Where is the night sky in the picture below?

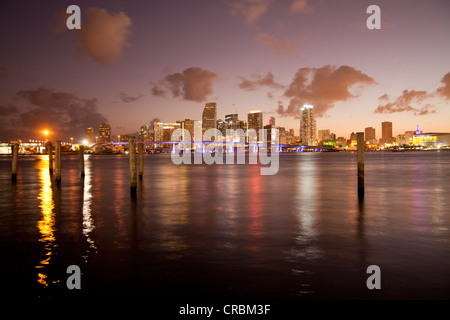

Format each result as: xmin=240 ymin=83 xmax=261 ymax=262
xmin=1 ymin=0 xmax=449 ymax=142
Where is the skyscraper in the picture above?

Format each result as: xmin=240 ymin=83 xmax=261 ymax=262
xmin=85 ymin=127 xmax=95 ymax=144
xmin=300 ymin=105 xmax=316 ymax=146
xmin=269 ymin=116 xmax=275 ymax=126
xmin=202 ymin=102 xmax=217 ymax=139
xmin=99 ymin=123 xmax=111 ymax=143
xmin=365 ymin=127 xmax=376 ymax=141
xmin=138 ymin=124 xmax=150 ymax=142
xmin=225 ymin=113 xmax=239 ymax=130
xmin=247 ymin=110 xmax=263 ymax=141
xmin=382 ymin=121 xmax=393 ymax=144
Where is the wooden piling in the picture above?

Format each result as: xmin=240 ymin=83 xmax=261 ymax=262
xmin=47 ymin=141 xmax=53 ymax=174
xmin=356 ymin=132 xmax=365 ymax=199
xmin=129 ymin=137 xmax=137 ymax=194
xmin=79 ymin=145 xmax=85 ymax=177
xmin=55 ymin=141 xmax=61 ymax=182
xmin=11 ymin=143 xmax=19 ymax=181
xmin=138 ymin=143 xmax=144 ymax=180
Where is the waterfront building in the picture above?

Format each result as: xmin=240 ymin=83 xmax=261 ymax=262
xmin=99 ymin=123 xmax=111 ymax=143
xmin=300 ymin=105 xmax=316 ymax=146
xmin=381 ymin=121 xmax=393 ymax=144
xmin=202 ymin=102 xmax=217 ymax=139
xmin=85 ymin=127 xmax=95 ymax=145
xmin=248 ymin=110 xmax=263 ymax=141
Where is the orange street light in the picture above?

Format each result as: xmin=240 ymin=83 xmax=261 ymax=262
xmin=43 ymin=130 xmax=50 ymax=141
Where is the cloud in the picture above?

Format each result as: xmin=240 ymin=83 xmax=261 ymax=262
xmin=52 ymin=7 xmax=132 ymax=66
xmin=0 ymin=104 xmax=18 ymax=116
xmin=152 ymin=67 xmax=219 ymax=102
xmin=238 ymin=72 xmax=283 ymax=91
xmin=374 ymin=90 xmax=436 ymax=115
xmin=119 ymin=91 xmax=144 ymax=103
xmin=277 ymin=65 xmax=376 ymax=118
xmin=0 ymin=86 xmax=107 ymax=141
xmin=290 ymin=0 xmax=313 ymax=13
xmin=255 ymin=33 xmax=298 ymax=55
xmin=0 ymin=66 xmax=14 ymax=79
xmin=436 ymin=72 xmax=450 ymax=100
xmin=229 ymin=0 xmax=272 ymax=25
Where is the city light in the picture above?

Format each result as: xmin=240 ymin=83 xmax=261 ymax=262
xmin=43 ymin=130 xmax=50 ymax=141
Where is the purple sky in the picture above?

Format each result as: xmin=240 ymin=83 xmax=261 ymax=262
xmin=1 ymin=0 xmax=449 ymax=142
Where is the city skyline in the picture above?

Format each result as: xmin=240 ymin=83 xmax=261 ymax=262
xmin=1 ymin=0 xmax=450 ymax=142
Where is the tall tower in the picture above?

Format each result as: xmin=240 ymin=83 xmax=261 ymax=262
xmin=247 ymin=110 xmax=263 ymax=141
xmin=382 ymin=121 xmax=393 ymax=143
xmin=269 ymin=116 xmax=275 ymax=126
xmin=85 ymin=127 xmax=95 ymax=144
xmin=202 ymin=102 xmax=217 ymax=138
xmin=99 ymin=123 xmax=111 ymax=143
xmin=300 ymin=105 xmax=316 ymax=146
xmin=365 ymin=127 xmax=376 ymax=141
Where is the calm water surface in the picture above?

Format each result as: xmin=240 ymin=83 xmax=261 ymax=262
xmin=1 ymin=152 xmax=449 ymax=300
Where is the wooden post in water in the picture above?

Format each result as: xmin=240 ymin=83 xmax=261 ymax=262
xmin=47 ymin=141 xmax=53 ymax=174
xmin=356 ymin=132 xmax=365 ymax=199
xmin=138 ymin=142 xmax=144 ymax=180
xmin=129 ymin=137 xmax=137 ymax=194
xmin=55 ymin=141 xmax=61 ymax=182
xmin=11 ymin=143 xmax=19 ymax=181
xmin=79 ymin=145 xmax=85 ymax=177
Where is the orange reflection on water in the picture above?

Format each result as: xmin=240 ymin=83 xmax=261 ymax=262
xmin=35 ymin=156 xmax=56 ymax=287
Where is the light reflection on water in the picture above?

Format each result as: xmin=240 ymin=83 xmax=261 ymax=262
xmin=1 ymin=151 xmax=449 ymax=299
xmin=36 ymin=156 xmax=55 ymax=287
xmin=82 ymin=155 xmax=96 ymax=260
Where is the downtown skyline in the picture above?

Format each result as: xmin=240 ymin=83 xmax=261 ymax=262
xmin=1 ymin=0 xmax=450 ymax=142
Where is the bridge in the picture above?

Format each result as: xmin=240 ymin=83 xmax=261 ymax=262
xmin=93 ymin=141 xmax=326 ymax=153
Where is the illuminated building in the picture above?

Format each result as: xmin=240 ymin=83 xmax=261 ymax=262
xmin=381 ymin=121 xmax=393 ymax=144
xmin=85 ymin=127 xmax=95 ymax=144
xmin=364 ymin=127 xmax=376 ymax=141
xmin=413 ymin=132 xmax=450 ymax=147
xmin=119 ymin=134 xmax=134 ymax=142
xmin=99 ymin=123 xmax=111 ymax=143
xmin=248 ymin=110 xmax=263 ymax=141
xmin=202 ymin=102 xmax=217 ymax=139
xmin=269 ymin=116 xmax=275 ymax=126
xmin=153 ymin=122 xmax=181 ymax=148
xmin=225 ymin=114 xmax=239 ymax=130
xmin=179 ymin=119 xmax=197 ymax=141
xmin=138 ymin=125 xmax=150 ymax=142
xmin=300 ymin=104 xmax=316 ymax=146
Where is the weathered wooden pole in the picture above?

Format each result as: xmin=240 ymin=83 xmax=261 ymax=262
xmin=129 ymin=137 xmax=137 ymax=194
xmin=11 ymin=143 xmax=19 ymax=181
xmin=55 ymin=140 xmax=61 ymax=182
xmin=79 ymin=145 xmax=85 ymax=177
xmin=356 ymin=132 xmax=365 ymax=199
xmin=138 ymin=142 xmax=144 ymax=180
xmin=47 ymin=141 xmax=53 ymax=174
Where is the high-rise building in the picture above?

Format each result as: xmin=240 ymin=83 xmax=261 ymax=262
xmin=217 ymin=119 xmax=227 ymax=137
xmin=365 ymin=127 xmax=376 ymax=141
xmin=269 ymin=116 xmax=275 ymax=126
xmin=318 ymin=129 xmax=331 ymax=142
xmin=85 ymin=127 xmax=95 ymax=144
xmin=382 ymin=121 xmax=393 ymax=144
xmin=202 ymin=102 xmax=217 ymax=139
xmin=225 ymin=114 xmax=239 ymax=130
xmin=99 ymin=123 xmax=111 ymax=143
xmin=247 ymin=110 xmax=263 ymax=141
xmin=300 ymin=105 xmax=316 ymax=146
xmin=180 ymin=119 xmax=197 ymax=141
xmin=138 ymin=124 xmax=150 ymax=142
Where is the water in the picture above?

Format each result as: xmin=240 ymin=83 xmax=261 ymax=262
xmin=1 ymin=152 xmax=449 ymax=302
